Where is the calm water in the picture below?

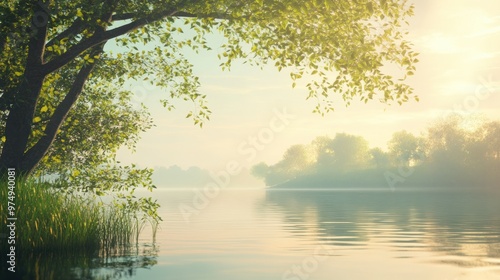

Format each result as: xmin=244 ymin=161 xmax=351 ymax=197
xmin=5 ymin=189 xmax=500 ymax=279
xmin=138 ymin=189 xmax=500 ymax=280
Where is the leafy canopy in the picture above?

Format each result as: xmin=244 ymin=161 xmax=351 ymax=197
xmin=1 ymin=0 xmax=418 ymax=122
xmin=1 ymin=0 xmax=417 ymax=200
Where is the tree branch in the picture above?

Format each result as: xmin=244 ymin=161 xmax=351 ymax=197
xmin=21 ymin=46 xmax=103 ymax=172
xmin=47 ymin=0 xmax=119 ymax=47
xmin=111 ymin=12 xmax=136 ymax=21
xmin=26 ymin=1 xmax=50 ymax=67
xmin=42 ymin=8 xmax=181 ymax=74
xmin=46 ymin=18 xmax=84 ymax=48
xmin=43 ymin=7 xmax=239 ymax=75
xmin=100 ymin=0 xmax=120 ymax=23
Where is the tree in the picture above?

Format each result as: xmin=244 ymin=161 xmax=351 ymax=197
xmin=34 ymin=81 xmax=155 ymax=194
xmin=276 ymin=144 xmax=315 ymax=177
xmin=251 ymin=162 xmax=270 ymax=179
xmin=425 ymin=115 xmax=469 ymax=167
xmin=252 ymin=144 xmax=315 ymax=186
xmin=387 ymin=130 xmax=424 ymax=166
xmin=0 ymin=0 xmax=418 ymax=176
xmin=474 ymin=121 xmax=500 ymax=162
xmin=251 ymin=162 xmax=287 ymax=187
xmin=310 ymin=134 xmax=372 ymax=172
xmin=329 ymin=133 xmax=371 ymax=172
xmin=369 ymin=147 xmax=391 ymax=169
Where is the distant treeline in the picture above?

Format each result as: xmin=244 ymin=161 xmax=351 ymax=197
xmin=252 ymin=115 xmax=500 ymax=189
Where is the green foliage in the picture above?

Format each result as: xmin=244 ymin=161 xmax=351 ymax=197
xmin=34 ymin=72 xmax=155 ymax=193
xmin=1 ymin=0 xmax=418 ymax=128
xmin=1 ymin=0 xmax=418 ymax=219
xmin=207 ymin=0 xmax=419 ymax=113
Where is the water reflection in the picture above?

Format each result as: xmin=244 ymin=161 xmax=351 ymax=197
xmin=21 ymin=189 xmax=498 ymax=280
xmin=0 ymin=244 xmax=158 ymax=280
xmin=262 ymin=190 xmax=500 ymax=268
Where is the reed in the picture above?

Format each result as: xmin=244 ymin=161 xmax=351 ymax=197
xmin=0 ymin=178 xmax=150 ymax=254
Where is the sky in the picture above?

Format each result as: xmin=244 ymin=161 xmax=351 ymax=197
xmin=116 ymin=0 xmax=500 ymax=178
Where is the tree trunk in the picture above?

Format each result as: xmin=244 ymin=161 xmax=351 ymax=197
xmin=0 ymin=73 xmax=45 ymax=176
xmin=0 ymin=1 xmax=178 ymax=177
xmin=21 ymin=54 xmax=100 ymax=174
xmin=0 ymin=1 xmax=48 ymax=176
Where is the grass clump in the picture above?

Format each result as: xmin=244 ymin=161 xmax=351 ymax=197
xmin=0 ymin=178 xmax=154 ymax=254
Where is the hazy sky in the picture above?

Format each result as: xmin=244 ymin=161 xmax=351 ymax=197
xmin=116 ymin=0 xmax=500 ymax=172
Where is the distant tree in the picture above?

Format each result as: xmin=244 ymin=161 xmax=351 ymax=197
xmin=479 ymin=121 xmax=500 ymax=161
xmin=421 ymin=115 xmax=500 ymax=187
xmin=255 ymin=144 xmax=315 ymax=185
xmin=0 ymin=0 xmax=418 ymax=177
xmin=252 ymin=116 xmax=500 ymax=189
xmin=251 ymin=162 xmax=270 ymax=179
xmin=387 ymin=130 xmax=424 ymax=167
xmin=460 ymin=119 xmax=500 ymax=170
xmin=279 ymin=144 xmax=315 ymax=176
xmin=425 ymin=115 xmax=469 ymax=167
xmin=251 ymin=162 xmax=288 ymax=187
xmin=329 ymin=133 xmax=371 ymax=172
xmin=311 ymin=136 xmax=335 ymax=172
xmin=475 ymin=120 xmax=500 ymax=184
xmin=305 ymin=134 xmax=372 ymax=173
xmin=370 ymin=147 xmax=391 ymax=169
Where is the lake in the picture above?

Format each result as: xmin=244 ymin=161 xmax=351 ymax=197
xmin=4 ymin=189 xmax=500 ymax=279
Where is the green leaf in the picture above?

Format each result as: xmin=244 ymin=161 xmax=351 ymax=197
xmin=366 ymin=2 xmax=374 ymax=14
xmin=76 ymin=9 xmax=83 ymax=18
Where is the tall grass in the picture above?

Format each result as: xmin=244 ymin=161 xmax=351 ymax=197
xmin=0 ymin=178 xmax=153 ymax=254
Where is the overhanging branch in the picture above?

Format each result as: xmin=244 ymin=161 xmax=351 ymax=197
xmin=43 ymin=9 xmax=236 ymax=75
xmin=42 ymin=8 xmax=181 ymax=74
